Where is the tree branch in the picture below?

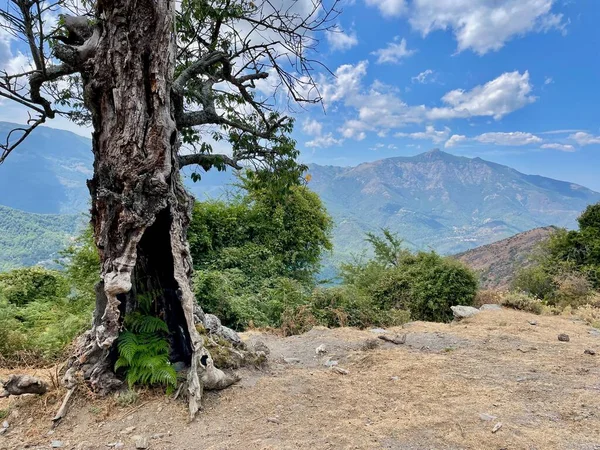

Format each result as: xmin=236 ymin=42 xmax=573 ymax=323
xmin=178 ymin=153 xmax=241 ymax=170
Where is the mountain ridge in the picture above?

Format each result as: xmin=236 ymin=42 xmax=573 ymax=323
xmin=1 ymin=123 xmax=599 ymax=271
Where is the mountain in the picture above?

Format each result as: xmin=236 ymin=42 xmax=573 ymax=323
xmin=1 ymin=122 xmax=599 ymax=273
xmin=455 ymin=227 xmax=556 ymax=290
xmin=0 ymin=122 xmax=93 ymax=214
xmin=0 ymin=122 xmax=229 ymax=214
xmin=0 ymin=205 xmax=83 ymax=271
xmin=307 ymin=149 xmax=600 ymax=258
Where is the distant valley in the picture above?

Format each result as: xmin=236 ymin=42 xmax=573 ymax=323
xmin=1 ymin=122 xmax=599 ymax=271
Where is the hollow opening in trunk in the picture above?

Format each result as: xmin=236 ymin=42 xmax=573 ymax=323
xmin=130 ymin=207 xmax=193 ymax=366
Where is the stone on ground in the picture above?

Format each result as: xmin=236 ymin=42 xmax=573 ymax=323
xmin=451 ymin=305 xmax=480 ymax=319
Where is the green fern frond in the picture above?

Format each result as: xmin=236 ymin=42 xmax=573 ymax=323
xmin=116 ymin=305 xmax=177 ymax=392
xmin=116 ymin=331 xmax=139 ymax=364
xmin=126 ymin=313 xmax=169 ymax=334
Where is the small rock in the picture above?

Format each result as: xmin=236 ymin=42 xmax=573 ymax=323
xmin=479 ymin=304 xmax=502 ymax=311
xmin=51 ymin=441 xmax=63 ymax=448
xmin=528 ymin=320 xmax=538 ymax=326
xmin=584 ymin=349 xmax=596 ymax=356
xmin=266 ymin=416 xmax=280 ymax=424
xmin=252 ymin=341 xmax=270 ymax=355
xmin=451 ymin=305 xmax=480 ymax=319
xmin=315 ymin=344 xmax=327 ymax=355
xmin=120 ymin=426 xmax=136 ymax=435
xmin=558 ymin=333 xmax=570 ymax=342
xmin=479 ymin=413 xmax=497 ymax=421
xmin=135 ymin=437 xmax=149 ymax=449
xmin=2 ymin=420 xmax=8 ymax=429
xmin=106 ymin=443 xmax=125 ymax=449
xmin=203 ymin=313 xmax=222 ymax=334
xmin=331 ymin=367 xmax=349 ymax=375
xmin=283 ymin=357 xmax=301 ymax=364
xmin=151 ymin=433 xmax=165 ymax=440
xmin=389 ymin=376 xmax=399 ymax=381
xmin=370 ymin=328 xmax=387 ymax=333
xmin=492 ymin=422 xmax=503 ymax=433
xmin=219 ymin=326 xmax=242 ymax=345
xmin=0 ymin=428 xmax=6 ymax=436
xmin=589 ymin=329 xmax=600 ymax=337
xmin=324 ymin=359 xmax=338 ymax=367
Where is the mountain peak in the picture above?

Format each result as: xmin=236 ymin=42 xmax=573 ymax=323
xmin=413 ymin=148 xmax=456 ymax=162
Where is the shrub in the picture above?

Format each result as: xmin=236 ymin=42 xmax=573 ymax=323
xmin=553 ymin=271 xmax=593 ymax=308
xmin=512 ymin=265 xmax=555 ymax=301
xmin=367 ymin=252 xmax=478 ymax=323
xmin=0 ymin=267 xmax=68 ymax=306
xmin=501 ymin=292 xmax=543 ymax=314
xmin=473 ymin=290 xmax=504 ymax=307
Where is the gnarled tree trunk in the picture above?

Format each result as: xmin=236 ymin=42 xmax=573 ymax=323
xmin=69 ymin=0 xmax=213 ymax=418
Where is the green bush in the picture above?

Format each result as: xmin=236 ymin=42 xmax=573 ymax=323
xmin=0 ymin=228 xmax=97 ymax=363
xmin=0 ymin=266 xmax=68 ymax=306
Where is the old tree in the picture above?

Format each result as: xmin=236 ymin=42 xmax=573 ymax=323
xmin=0 ymin=0 xmax=337 ymax=416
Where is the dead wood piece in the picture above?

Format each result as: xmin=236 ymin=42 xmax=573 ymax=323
xmin=52 ymin=387 xmax=76 ymax=426
xmin=378 ymin=334 xmax=407 ymax=345
xmin=1 ymin=374 xmax=47 ymax=397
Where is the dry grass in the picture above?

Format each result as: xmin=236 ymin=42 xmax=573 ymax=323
xmin=1 ymin=309 xmax=600 ymax=449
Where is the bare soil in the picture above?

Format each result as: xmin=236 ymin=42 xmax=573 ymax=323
xmin=2 ymin=308 xmax=600 ymax=450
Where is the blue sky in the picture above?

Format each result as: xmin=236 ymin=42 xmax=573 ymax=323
xmin=1 ymin=0 xmax=600 ymax=190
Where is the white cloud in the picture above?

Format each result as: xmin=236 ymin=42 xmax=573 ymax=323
xmin=445 ymin=135 xmax=467 ymax=148
xmin=302 ymin=118 xmax=322 ymax=136
xmin=428 ymin=71 xmax=536 ymax=120
xmin=395 ymin=125 xmax=451 ymax=143
xmin=305 ymin=133 xmax=344 ymax=148
xmin=365 ymin=0 xmax=407 ymax=17
xmin=541 ymin=143 xmax=575 ymax=152
xmin=570 ymin=132 xmax=600 ymax=146
xmin=544 ymin=76 xmax=554 ymax=85
xmin=326 ymin=25 xmax=359 ymax=52
xmin=407 ymin=0 xmax=567 ymax=55
xmin=372 ymin=38 xmax=415 ymax=64
xmin=412 ymin=69 xmax=436 ymax=84
xmin=319 ymin=63 xmax=537 ymax=139
xmin=474 ymin=132 xmax=542 ymax=146
xmin=321 ymin=61 xmax=368 ymax=104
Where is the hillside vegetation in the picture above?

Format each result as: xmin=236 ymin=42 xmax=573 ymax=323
xmin=0 ymin=205 xmax=82 ymax=271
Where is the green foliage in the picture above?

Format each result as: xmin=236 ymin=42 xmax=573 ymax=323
xmin=0 ymin=267 xmax=92 ymax=361
xmin=0 ymin=266 xmax=68 ymax=306
xmin=340 ymin=230 xmax=478 ymax=323
xmin=365 ymin=229 xmax=410 ymax=268
xmin=190 ymin=171 xmax=332 ymax=284
xmin=60 ymin=226 xmax=100 ymax=302
xmin=0 ymin=205 xmax=82 ymax=272
xmin=115 ymin=292 xmax=176 ymax=390
xmin=513 ymin=203 xmax=600 ymax=307
xmin=190 ymin=170 xmax=332 ymax=330
xmin=0 ymin=226 xmax=98 ymax=362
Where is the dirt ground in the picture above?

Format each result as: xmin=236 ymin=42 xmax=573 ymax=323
xmin=1 ymin=308 xmax=600 ymax=450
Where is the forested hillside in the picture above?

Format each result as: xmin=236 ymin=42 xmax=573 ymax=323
xmin=0 ymin=205 xmax=82 ymax=270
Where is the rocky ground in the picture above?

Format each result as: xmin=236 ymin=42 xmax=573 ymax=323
xmin=1 ymin=308 xmax=600 ymax=450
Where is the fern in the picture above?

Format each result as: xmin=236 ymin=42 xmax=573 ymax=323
xmin=115 ymin=295 xmax=177 ymax=391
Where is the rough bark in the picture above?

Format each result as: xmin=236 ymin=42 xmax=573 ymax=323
xmin=66 ymin=0 xmax=228 ymax=418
